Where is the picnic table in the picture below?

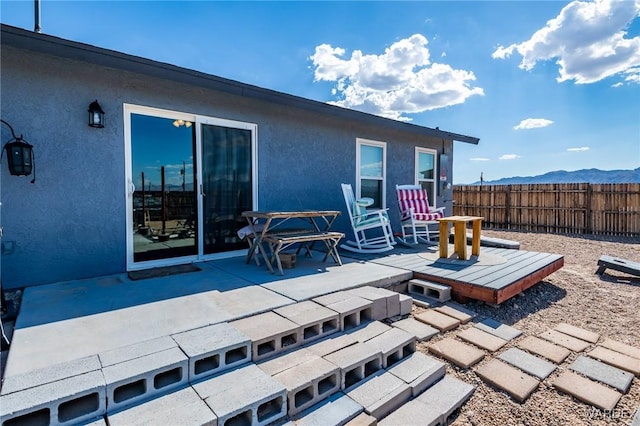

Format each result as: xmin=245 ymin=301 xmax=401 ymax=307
xmin=241 ymin=210 xmax=344 ymax=274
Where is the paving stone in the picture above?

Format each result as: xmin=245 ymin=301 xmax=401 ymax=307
xmin=305 ymin=333 xmax=357 ymax=358
xmin=347 ymin=321 xmax=391 ymax=343
xmin=553 ymin=371 xmax=621 ymax=411
xmin=231 ymin=311 xmax=302 ymax=361
xmin=517 ymin=336 xmax=571 ymax=364
xmin=457 ymin=327 xmax=507 ymax=352
xmin=193 ymin=363 xmax=287 ymax=426
xmin=475 ymin=359 xmax=539 ymax=403
xmin=427 ymin=337 xmax=484 ymax=369
xmin=632 ymin=406 xmax=640 ymax=426
xmin=323 ymin=342 xmax=383 ymax=389
xmin=344 ymin=411 xmax=377 ymax=426
xmin=434 ymin=305 xmax=473 ymax=323
xmin=474 ymin=318 xmax=522 ymax=341
xmin=569 ymin=355 xmax=634 ymax=393
xmin=554 ymin=323 xmax=599 ymax=343
xmin=398 ymin=294 xmax=413 ymax=316
xmin=346 ymin=371 xmax=411 ymax=419
xmin=601 ymin=338 xmax=640 ymax=360
xmin=538 ymin=329 xmax=591 ymax=352
xmin=107 ymin=386 xmax=216 ymax=426
xmin=498 ymin=348 xmax=556 ymax=380
xmin=363 ymin=327 xmax=416 ymax=368
xmin=291 ymin=392 xmax=363 ymax=426
xmin=415 ymin=310 xmax=460 ymax=332
xmin=588 ymin=346 xmax=640 ymax=376
xmin=415 ymin=375 xmax=475 ymax=425
xmin=258 ymin=348 xmax=318 ymax=376
xmin=378 ymin=398 xmax=439 ymax=426
xmin=274 ymin=301 xmax=340 ymax=344
xmin=387 ymin=352 xmax=446 ymax=396
xmin=391 ymin=317 xmax=438 ymax=342
xmin=98 ymin=336 xmax=178 ymax=368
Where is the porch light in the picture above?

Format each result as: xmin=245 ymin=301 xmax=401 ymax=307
xmin=172 ymin=119 xmax=192 ymax=128
xmin=88 ymin=100 xmax=105 ymax=128
xmin=1 ymin=119 xmax=35 ymax=182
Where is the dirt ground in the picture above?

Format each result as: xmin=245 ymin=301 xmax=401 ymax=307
xmin=413 ymin=230 xmax=640 ymax=426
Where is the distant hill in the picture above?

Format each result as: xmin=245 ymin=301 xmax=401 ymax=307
xmin=467 ymin=167 xmax=640 ymax=185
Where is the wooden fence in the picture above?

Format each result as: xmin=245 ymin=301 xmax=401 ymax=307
xmin=452 ymin=183 xmax=640 ymax=237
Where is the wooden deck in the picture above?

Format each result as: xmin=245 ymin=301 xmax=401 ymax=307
xmin=342 ymin=245 xmax=564 ymax=304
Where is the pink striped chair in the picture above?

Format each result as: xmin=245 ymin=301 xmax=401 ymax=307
xmin=396 ymin=184 xmax=445 ymax=244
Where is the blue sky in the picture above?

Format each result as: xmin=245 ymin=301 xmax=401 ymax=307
xmin=2 ymin=0 xmax=639 ymax=183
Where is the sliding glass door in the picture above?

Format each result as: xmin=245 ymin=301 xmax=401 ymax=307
xmin=125 ymin=105 xmax=256 ymax=270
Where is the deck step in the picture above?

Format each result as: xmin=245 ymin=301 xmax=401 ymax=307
xmin=313 ymin=293 xmax=374 ymax=331
xmin=345 ymin=371 xmax=411 ymax=420
xmin=407 ymin=279 xmax=451 ymax=302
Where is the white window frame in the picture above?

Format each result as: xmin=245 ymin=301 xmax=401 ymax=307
xmin=356 ymin=138 xmax=387 ymax=208
xmin=415 ymin=147 xmax=438 ymax=207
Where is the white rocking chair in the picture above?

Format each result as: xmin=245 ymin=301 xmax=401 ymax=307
xmin=340 ymin=183 xmax=395 ymax=253
xmin=396 ymin=184 xmax=446 ymax=245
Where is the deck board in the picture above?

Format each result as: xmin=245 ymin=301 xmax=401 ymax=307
xmin=341 ymin=244 xmax=564 ymax=304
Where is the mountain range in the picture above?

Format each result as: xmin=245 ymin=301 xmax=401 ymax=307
xmin=466 ymin=167 xmax=640 ymax=185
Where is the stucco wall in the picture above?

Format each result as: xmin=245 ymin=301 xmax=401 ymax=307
xmin=0 ymin=45 xmax=453 ymax=289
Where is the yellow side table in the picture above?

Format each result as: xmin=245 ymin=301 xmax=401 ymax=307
xmin=437 ymin=216 xmax=483 ymax=260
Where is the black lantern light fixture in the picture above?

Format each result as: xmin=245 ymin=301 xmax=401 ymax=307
xmin=88 ymin=100 xmax=105 ymax=128
xmin=1 ymin=119 xmax=35 ymax=182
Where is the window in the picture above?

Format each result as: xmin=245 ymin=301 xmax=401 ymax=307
xmin=415 ymin=148 xmax=437 ymax=206
xmin=357 ymin=139 xmax=386 ymax=209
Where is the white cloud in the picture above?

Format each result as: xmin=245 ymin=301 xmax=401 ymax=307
xmin=470 ymin=157 xmax=490 ymax=161
xmin=514 ymin=118 xmax=554 ymax=130
xmin=309 ymin=34 xmax=484 ymax=121
xmin=567 ymin=146 xmax=590 ymax=151
xmin=499 ymin=154 xmax=522 ymax=160
xmin=492 ymin=0 xmax=640 ymax=84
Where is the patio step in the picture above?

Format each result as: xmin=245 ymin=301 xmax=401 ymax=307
xmin=407 ymin=279 xmax=451 ymax=302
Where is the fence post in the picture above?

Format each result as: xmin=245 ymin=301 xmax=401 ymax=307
xmin=586 ymin=184 xmax=593 ymax=234
xmin=505 ymin=185 xmax=511 ymax=229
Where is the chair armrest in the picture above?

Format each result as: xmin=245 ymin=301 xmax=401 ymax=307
xmin=432 ymin=206 xmax=446 ymax=214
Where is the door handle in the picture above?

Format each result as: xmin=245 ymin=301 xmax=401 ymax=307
xmin=200 ymin=184 xmax=206 ymax=197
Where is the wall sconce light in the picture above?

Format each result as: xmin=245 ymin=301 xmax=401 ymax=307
xmin=172 ymin=119 xmax=192 ymax=128
xmin=1 ymin=119 xmax=36 ymax=183
xmin=88 ymin=100 xmax=105 ymax=128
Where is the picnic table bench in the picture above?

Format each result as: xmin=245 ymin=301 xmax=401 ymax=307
xmin=596 ymin=255 xmax=640 ymax=277
xmin=263 ymin=231 xmax=345 ymax=275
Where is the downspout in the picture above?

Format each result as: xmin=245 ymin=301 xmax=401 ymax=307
xmin=34 ymin=0 xmax=42 ymax=33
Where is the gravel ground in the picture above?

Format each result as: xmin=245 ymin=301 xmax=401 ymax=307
xmin=413 ymin=230 xmax=640 ymax=426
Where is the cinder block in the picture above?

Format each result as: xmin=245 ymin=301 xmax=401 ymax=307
xmin=363 ymin=328 xmax=416 ymax=368
xmin=347 ymin=286 xmax=401 ymax=319
xmin=193 ymin=363 xmax=287 ymax=426
xmin=274 ymin=301 xmax=340 ymax=345
xmin=258 ymin=348 xmax=318 ymax=376
xmin=0 ymin=370 xmax=106 ymax=426
xmin=398 ymin=294 xmax=413 ymax=316
xmin=292 ymin=392 xmax=363 ymax=426
xmin=324 ymin=343 xmax=383 ymax=390
xmin=99 ymin=336 xmax=177 ymax=368
xmin=107 ymin=386 xmax=217 ymax=426
xmin=415 ymin=375 xmax=475 ymax=424
xmin=378 ymin=398 xmax=439 ymax=426
xmin=387 ymin=352 xmax=446 ymax=397
xmin=407 ymin=279 xmax=451 ymax=302
xmin=305 ymin=333 xmax=358 ymax=358
xmin=272 ymin=356 xmax=341 ymax=416
xmin=346 ymin=371 xmax=411 ymax=420
xmin=171 ymin=322 xmax=251 ymax=382
xmin=102 ymin=347 xmax=188 ymax=413
xmin=345 ymin=411 xmax=377 ymax=426
xmin=230 ymin=311 xmax=302 ymax=362
xmin=347 ymin=321 xmax=391 ymax=343
xmin=313 ymin=295 xmax=374 ymax=331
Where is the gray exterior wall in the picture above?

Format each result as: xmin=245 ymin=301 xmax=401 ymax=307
xmin=0 ymin=43 xmax=454 ymax=290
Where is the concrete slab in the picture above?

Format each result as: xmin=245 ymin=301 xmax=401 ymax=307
xmin=517 ymin=336 xmax=571 ymax=364
xmin=398 ymin=294 xmax=413 ymax=316
xmin=554 ymin=323 xmax=600 ymax=344
xmin=378 ymin=398 xmax=439 ymax=426
xmin=632 ymin=406 xmax=640 ymax=426
xmin=106 ymin=386 xmax=217 ymax=426
xmin=588 ymin=346 xmax=640 ymax=376
xmin=344 ymin=411 xmax=377 ymax=426
xmin=193 ymin=363 xmax=287 ymax=426
xmin=415 ymin=310 xmax=460 ymax=332
xmin=212 ymin=285 xmax=294 ymax=320
xmin=427 ymin=337 xmax=485 ymax=369
xmin=230 ymin=311 xmax=302 ymax=361
xmin=274 ymin=301 xmax=340 ymax=344
xmin=475 ymin=359 xmax=539 ymax=403
xmin=415 ymin=375 xmax=475 ymax=425
xmin=1 ymin=355 xmax=101 ymax=396
xmin=498 ymin=348 xmax=557 ymax=380
xmin=457 ymin=327 xmax=507 ymax=352
xmin=553 ymin=371 xmax=622 ymax=411
xmin=101 ymin=346 xmax=188 ymax=413
xmin=272 ymin=356 xmax=341 ymax=416
xmin=474 ymin=318 xmax=522 ymax=341
xmin=434 ymin=305 xmax=473 ymax=323
xmin=391 ymin=317 xmax=438 ymax=342
xmin=363 ymin=328 xmax=416 ymax=368
xmin=305 ymin=333 xmax=357 ymax=358
xmin=347 ymin=286 xmax=401 ymax=318
xmin=171 ymin=322 xmax=251 ymax=381
xmin=538 ymin=329 xmax=591 ymax=352
xmin=98 ymin=336 xmax=178 ymax=368
xmin=258 ymin=348 xmax=318 ymax=376
xmin=347 ymin=321 xmax=392 ymax=343
xmin=291 ymin=392 xmax=363 ymax=426
xmin=346 ymin=372 xmax=411 ymax=420
xmin=323 ymin=342 xmax=383 ymax=389
xmin=569 ymin=355 xmax=634 ymax=393
xmin=387 ymin=352 xmax=446 ymax=397
xmin=600 ymin=338 xmax=640 ymax=360
xmin=0 ymin=370 xmax=106 ymax=426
